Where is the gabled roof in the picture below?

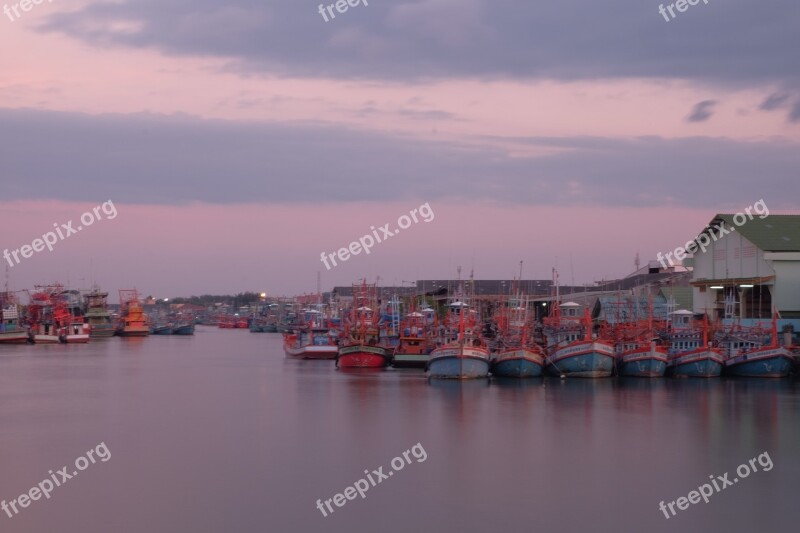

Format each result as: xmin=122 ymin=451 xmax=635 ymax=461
xmin=710 ymin=214 xmax=800 ymax=252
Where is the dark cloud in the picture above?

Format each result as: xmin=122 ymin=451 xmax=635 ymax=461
xmin=790 ymin=100 xmax=800 ymax=123
xmin=0 ymin=109 xmax=798 ymax=209
xmin=687 ymin=100 xmax=717 ymax=123
xmin=759 ymin=92 xmax=791 ymax=111
xmin=36 ymin=0 xmax=800 ymax=85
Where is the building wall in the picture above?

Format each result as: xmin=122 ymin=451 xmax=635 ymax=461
xmin=693 ymin=232 xmax=769 ymax=315
xmin=767 ymin=253 xmax=800 ymax=316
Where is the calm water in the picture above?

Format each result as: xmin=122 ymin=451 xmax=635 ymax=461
xmin=1 ymin=327 xmax=798 ymax=532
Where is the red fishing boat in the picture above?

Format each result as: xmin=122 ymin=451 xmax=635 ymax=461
xmin=336 ymin=281 xmax=391 ymax=369
xmin=27 ymin=285 xmax=62 ymax=344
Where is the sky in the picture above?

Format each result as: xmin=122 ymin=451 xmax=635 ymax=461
xmin=1 ymin=0 xmax=799 ymax=299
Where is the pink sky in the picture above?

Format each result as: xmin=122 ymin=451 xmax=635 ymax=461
xmin=1 ymin=1 xmax=798 ymax=296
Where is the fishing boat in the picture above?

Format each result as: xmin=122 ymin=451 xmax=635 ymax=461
xmin=171 ymin=321 xmax=195 ymax=335
xmin=663 ymin=311 xmax=723 ymax=378
xmin=610 ymin=297 xmax=668 ymax=377
xmin=393 ymin=309 xmax=434 ymax=368
xmin=56 ymin=290 xmax=90 ymax=343
xmin=152 ymin=323 xmax=173 ymax=335
xmin=616 ymin=339 xmax=668 ymax=377
xmin=116 ymin=289 xmax=150 ymax=337
xmin=428 ymin=339 xmax=491 ymax=379
xmin=718 ymin=312 xmax=793 ymax=378
xmin=84 ymin=290 xmax=115 ymax=338
xmin=428 ymin=273 xmax=491 ymax=379
xmin=0 ymin=294 xmax=29 ymax=344
xmin=336 ymin=281 xmax=391 ymax=369
xmin=543 ymin=302 xmax=614 ymax=378
xmin=283 ymin=309 xmax=338 ymax=359
xmin=27 ymin=285 xmax=61 ymax=344
xmin=489 ymin=277 xmax=544 ymax=378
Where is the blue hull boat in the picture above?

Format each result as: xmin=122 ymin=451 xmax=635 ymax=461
xmin=723 ymin=347 xmax=793 ymax=377
xmin=428 ymin=344 xmax=490 ymax=379
xmin=172 ymin=324 xmax=195 ymax=335
xmin=619 ymin=358 xmax=667 ymax=377
xmin=617 ymin=345 xmax=668 ymax=377
xmin=491 ymin=348 xmax=544 ymax=378
xmin=545 ymin=341 xmax=615 ymax=378
xmin=667 ymin=349 xmax=724 ymax=377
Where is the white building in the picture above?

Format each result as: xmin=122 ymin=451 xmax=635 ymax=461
xmin=690 ymin=214 xmax=800 ymax=327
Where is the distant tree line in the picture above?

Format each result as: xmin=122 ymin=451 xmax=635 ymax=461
xmin=168 ymin=292 xmax=263 ymax=309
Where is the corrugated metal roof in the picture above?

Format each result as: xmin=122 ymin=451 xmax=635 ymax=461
xmin=711 ymin=214 xmax=800 ymax=252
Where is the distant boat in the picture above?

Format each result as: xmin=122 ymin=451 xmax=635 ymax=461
xmin=284 ymin=328 xmax=338 ymax=359
xmin=171 ymin=323 xmax=195 ymax=335
xmin=116 ymin=289 xmax=150 ymax=337
xmin=56 ymin=289 xmax=90 ymax=343
xmin=27 ymin=285 xmax=62 ymax=344
xmin=0 ymin=298 xmax=29 ymax=344
xmin=84 ymin=290 xmax=115 ymax=338
xmin=152 ymin=324 xmax=173 ymax=335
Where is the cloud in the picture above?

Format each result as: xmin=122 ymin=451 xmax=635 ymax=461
xmin=759 ymin=92 xmax=792 ymax=111
xmin=1 ymin=109 xmax=799 ymax=209
xmin=36 ymin=0 xmax=800 ymax=86
xmin=687 ymin=100 xmax=717 ymax=123
xmin=789 ymin=99 xmax=800 ymax=122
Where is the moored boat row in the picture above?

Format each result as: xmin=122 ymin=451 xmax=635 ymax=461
xmin=276 ymin=272 xmax=799 ymax=380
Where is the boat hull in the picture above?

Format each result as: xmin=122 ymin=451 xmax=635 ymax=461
xmin=88 ymin=325 xmax=115 ymax=338
xmin=284 ymin=344 xmax=338 ymax=360
xmin=667 ymin=349 xmax=724 ymax=378
xmin=723 ymin=347 xmax=794 ymax=378
xmin=617 ymin=346 xmax=668 ymax=377
xmin=0 ymin=331 xmax=29 ymax=344
xmin=33 ymin=334 xmax=60 ymax=344
xmin=392 ymin=353 xmax=429 ymax=368
xmin=337 ymin=345 xmax=391 ymax=368
xmin=428 ymin=345 xmax=490 ymax=379
xmin=491 ymin=348 xmax=544 ymax=377
xmin=152 ymin=326 xmax=173 ymax=335
xmin=117 ymin=327 xmax=150 ymax=337
xmin=545 ymin=341 xmax=615 ymax=378
xmin=172 ymin=325 xmax=195 ymax=335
